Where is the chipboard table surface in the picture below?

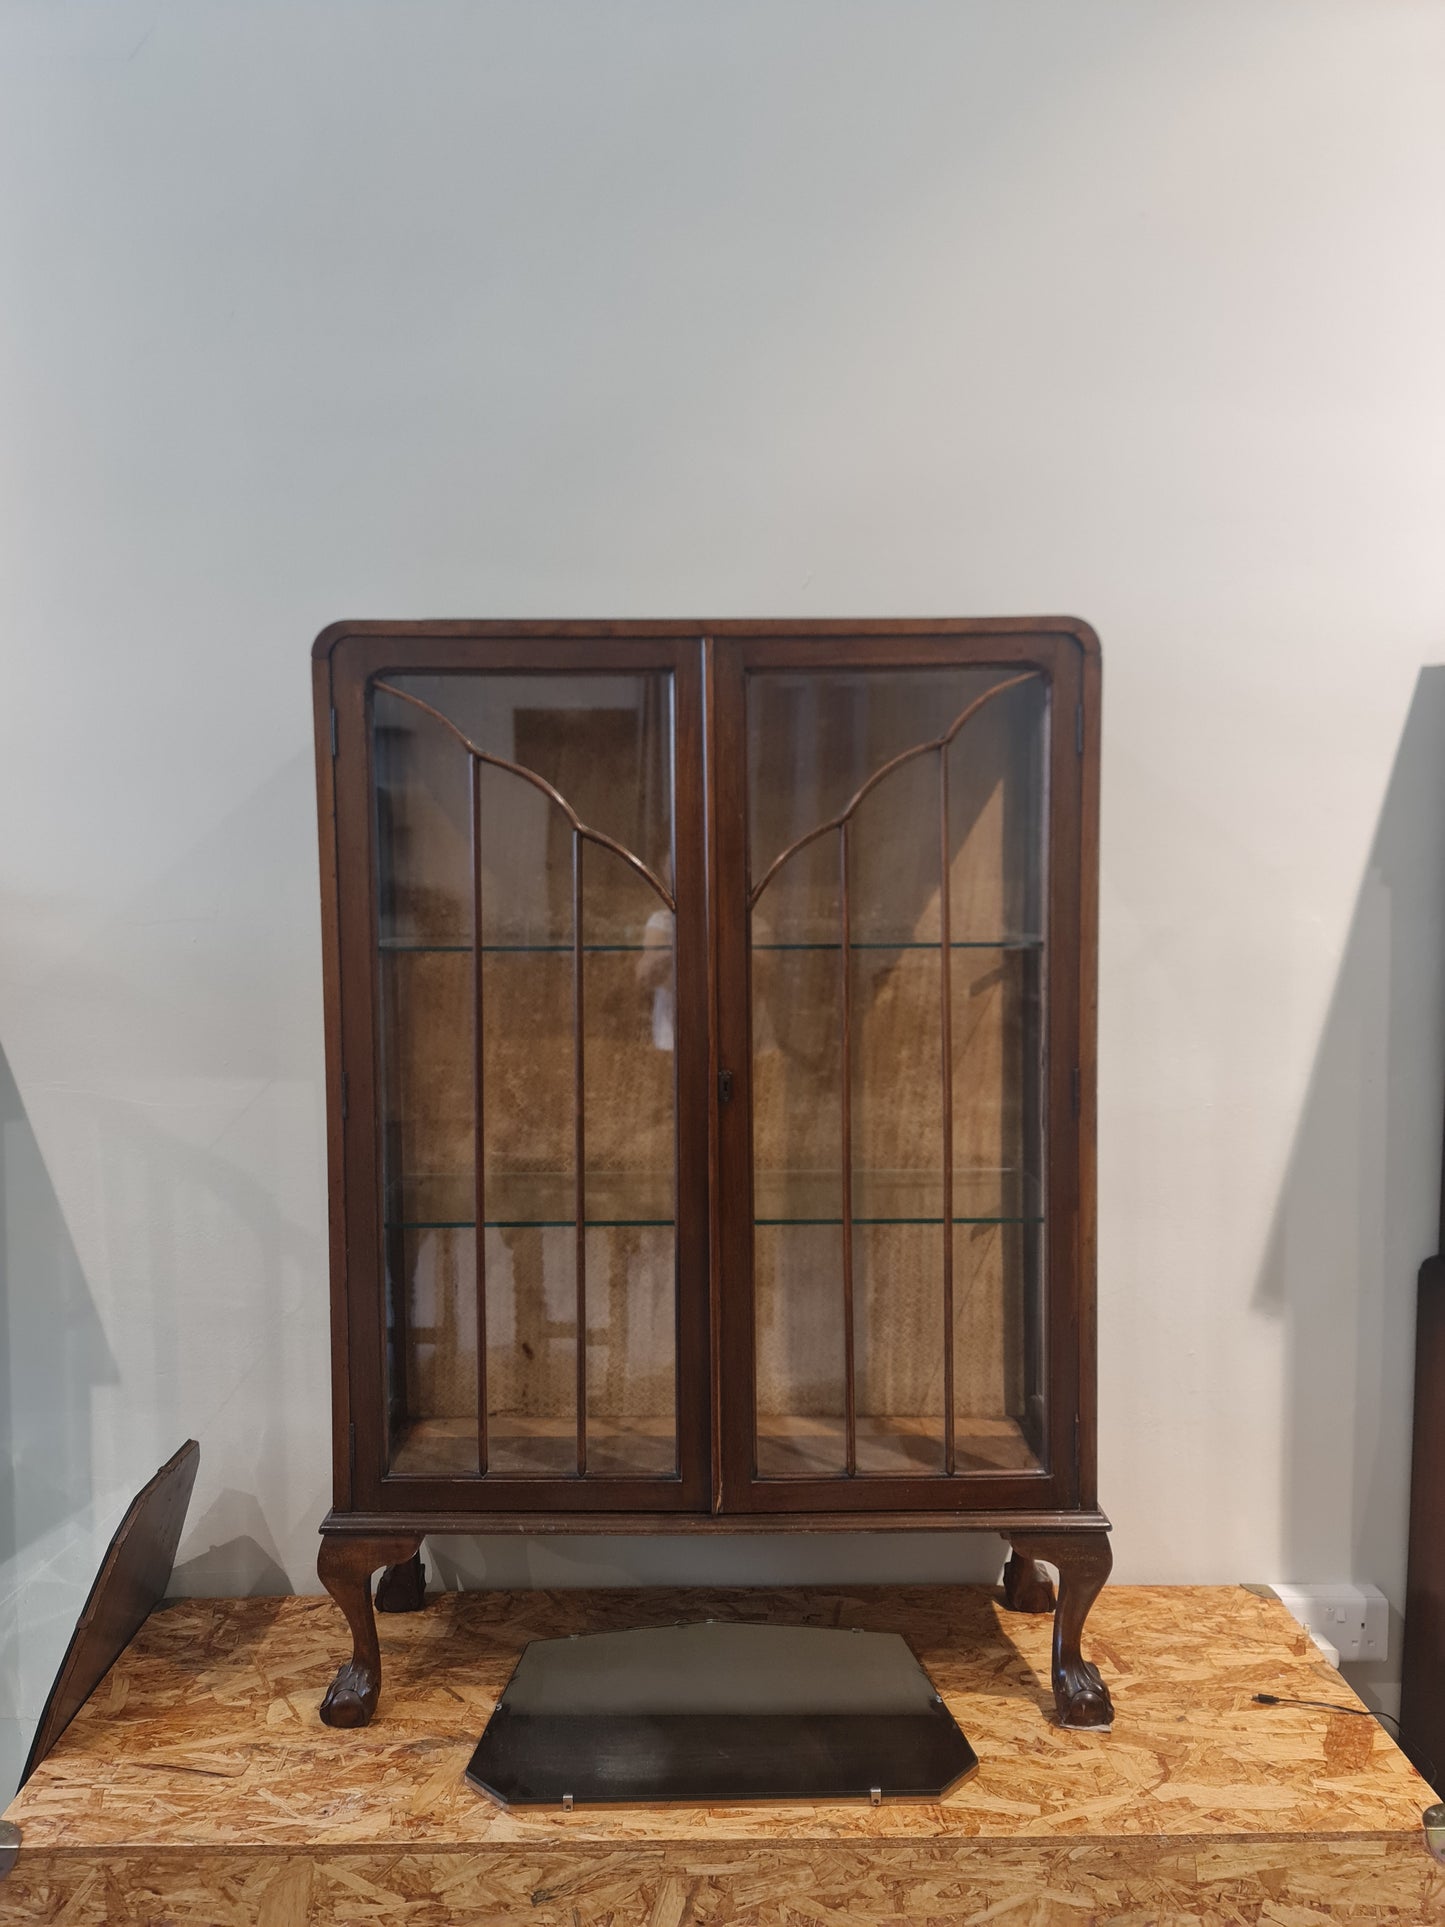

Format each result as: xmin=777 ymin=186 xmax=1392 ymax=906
xmin=1 ymin=1582 xmax=1440 ymax=1925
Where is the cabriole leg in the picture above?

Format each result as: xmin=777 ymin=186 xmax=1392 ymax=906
xmin=1000 ymin=1548 xmax=1056 ymax=1614
xmin=317 ymin=1532 xmax=422 ymax=1728
xmin=376 ymin=1549 xmax=428 ymax=1613
xmin=1009 ymin=1530 xmax=1114 ymax=1729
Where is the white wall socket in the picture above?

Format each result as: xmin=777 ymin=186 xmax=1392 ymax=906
xmin=1269 ymin=1583 xmax=1390 ymax=1668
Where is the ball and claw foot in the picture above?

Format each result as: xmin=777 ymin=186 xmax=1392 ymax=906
xmin=1056 ymin=1655 xmax=1114 ymax=1729
xmin=320 ymin=1658 xmax=380 ymax=1729
xmin=316 ymin=1531 xmax=421 ymax=1729
xmin=1008 ymin=1529 xmax=1115 ymax=1731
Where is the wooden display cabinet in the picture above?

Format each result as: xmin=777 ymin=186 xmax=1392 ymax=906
xmin=312 ymin=620 xmax=1112 ymax=1731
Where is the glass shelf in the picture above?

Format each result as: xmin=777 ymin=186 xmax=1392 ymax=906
xmin=379 ymin=938 xmax=1044 ymax=955
xmin=753 ymin=1169 xmax=1041 ymax=1226
xmin=391 ymin=1416 xmax=677 ymax=1481
xmin=756 ymin=938 xmax=1042 ymax=952
xmin=393 ymin=1216 xmax=677 ymax=1229
xmin=379 ymin=941 xmax=665 ymax=955
xmin=384 ymin=1169 xmax=1041 ymax=1231
xmin=389 ymin=1413 xmax=1037 ymax=1483
xmin=387 ymin=1171 xmax=676 ymax=1232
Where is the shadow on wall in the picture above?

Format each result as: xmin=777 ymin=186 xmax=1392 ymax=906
xmin=0 ymin=747 xmax=331 ymax=1794
xmin=427 ymin=1530 xmax=1011 ymax=1594
xmin=0 ymin=1044 xmax=119 ymax=1793
xmin=170 ymin=1491 xmax=291 ymax=1596
xmin=10 ymin=750 xmax=333 ymax=1591
xmin=1256 ymin=664 xmax=1445 ymax=1704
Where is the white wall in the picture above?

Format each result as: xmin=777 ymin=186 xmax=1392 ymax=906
xmin=2 ymin=0 xmax=1444 ymax=1785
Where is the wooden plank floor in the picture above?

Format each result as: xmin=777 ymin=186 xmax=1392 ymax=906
xmin=2 ymin=1583 xmax=1441 ymax=1924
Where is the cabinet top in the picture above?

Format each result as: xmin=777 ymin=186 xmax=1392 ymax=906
xmin=312 ymin=617 xmax=1101 ymax=662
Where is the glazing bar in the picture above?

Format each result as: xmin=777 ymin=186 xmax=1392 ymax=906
xmin=471 ymin=756 xmax=489 ymax=1477
xmin=839 ymin=821 xmax=857 ymax=1477
xmin=573 ymin=829 xmax=588 ymax=1476
xmin=939 ymin=749 xmax=956 ymax=1476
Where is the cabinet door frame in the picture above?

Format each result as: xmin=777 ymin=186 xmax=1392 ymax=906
xmin=320 ymin=625 xmax=712 ymax=1514
xmin=710 ymin=623 xmax=1098 ymax=1516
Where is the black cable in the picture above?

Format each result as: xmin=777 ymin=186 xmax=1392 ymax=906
xmin=1255 ymin=1694 xmax=1441 ymax=1793
xmin=1253 ymin=1691 xmax=1401 ymax=1734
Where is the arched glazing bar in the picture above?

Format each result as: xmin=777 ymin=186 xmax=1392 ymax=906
xmin=749 ymin=670 xmax=1041 ymax=1479
xmin=373 ymin=679 xmax=676 ymax=1478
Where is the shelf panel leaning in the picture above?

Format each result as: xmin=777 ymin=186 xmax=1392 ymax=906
xmin=19 ymin=1440 xmax=200 ymax=1789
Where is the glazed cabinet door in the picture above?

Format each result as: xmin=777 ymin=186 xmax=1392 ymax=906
xmin=326 ymin=633 xmax=709 ymax=1512
xmin=713 ymin=630 xmax=1092 ymax=1514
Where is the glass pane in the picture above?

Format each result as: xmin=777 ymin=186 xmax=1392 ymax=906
xmin=374 ymin=670 xmax=678 ymax=1479
xmin=952 ymin=943 xmax=1045 ymax=1468
xmin=953 ymin=1226 xmax=1043 ymax=1472
xmin=389 ymin=1227 xmax=476 ymax=1478
xmin=747 ymin=663 xmax=1047 ymax=1480
xmin=379 ymin=946 xmax=474 ymax=1239
xmin=755 ymin=1226 xmax=847 ymax=1477
xmin=849 ymin=905 xmax=945 ymax=1476
xmin=854 ymin=1223 xmax=945 ymax=1475
xmin=850 ymin=742 xmax=945 ymax=948
xmin=582 ymin=849 xmax=677 ymax=1475
xmin=945 ymin=675 xmax=1048 ymax=943
xmin=584 ymin=1227 xmax=676 ymax=1477
xmin=485 ymin=1227 xmax=577 ymax=1478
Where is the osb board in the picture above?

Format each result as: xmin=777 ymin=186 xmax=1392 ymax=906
xmin=2 ymin=1839 xmax=1439 ymax=1927
xmin=3 ymin=1585 xmax=1441 ymax=1925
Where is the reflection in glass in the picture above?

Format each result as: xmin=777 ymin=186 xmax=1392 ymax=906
xmin=466 ymin=1621 xmax=978 ymax=1806
xmin=754 ymin=1225 xmax=847 ymax=1477
xmin=747 ymin=667 xmax=1048 ymax=1479
xmin=374 ymin=672 xmax=679 ymax=1480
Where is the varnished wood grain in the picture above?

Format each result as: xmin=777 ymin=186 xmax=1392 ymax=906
xmin=3 ymin=1585 xmax=1439 ymax=1925
xmin=316 ymin=1533 xmax=422 ymax=1728
xmin=318 ymin=621 xmax=1100 ymax=1522
xmin=322 ymin=1505 xmax=1111 ymax=1536
xmin=313 ymin=622 xmax=1112 ymax=1726
xmin=19 ymin=1441 xmax=199 ymax=1786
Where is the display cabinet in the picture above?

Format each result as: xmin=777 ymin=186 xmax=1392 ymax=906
xmin=312 ymin=620 xmax=1112 ymax=1731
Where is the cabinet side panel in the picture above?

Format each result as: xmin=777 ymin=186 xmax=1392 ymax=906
xmin=1039 ymin=641 xmax=1085 ymax=1506
xmin=1075 ymin=637 xmax=1101 ymax=1508
xmin=313 ymin=650 xmax=352 ymax=1509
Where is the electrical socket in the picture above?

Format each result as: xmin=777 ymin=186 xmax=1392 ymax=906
xmin=1268 ymin=1583 xmax=1389 ymax=1667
